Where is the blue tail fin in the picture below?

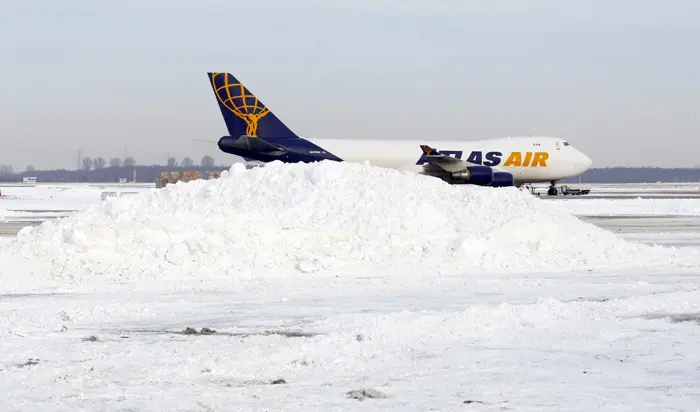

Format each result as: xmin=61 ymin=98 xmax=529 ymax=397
xmin=207 ymin=72 xmax=299 ymax=139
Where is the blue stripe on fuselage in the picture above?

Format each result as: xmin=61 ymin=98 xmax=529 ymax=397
xmin=217 ymin=136 xmax=343 ymax=163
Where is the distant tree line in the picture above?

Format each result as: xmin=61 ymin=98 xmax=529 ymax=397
xmin=561 ymin=167 xmax=700 ymax=184
xmin=0 ymin=154 xmax=225 ymax=183
xmin=73 ymin=155 xmax=216 ymax=172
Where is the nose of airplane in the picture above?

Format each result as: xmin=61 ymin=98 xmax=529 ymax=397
xmin=577 ymin=151 xmax=593 ymax=172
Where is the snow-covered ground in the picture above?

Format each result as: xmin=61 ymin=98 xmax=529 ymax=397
xmin=551 ymin=198 xmax=700 ymax=216
xmin=0 ymin=184 xmax=152 ymax=220
xmin=2 ymin=267 xmax=700 ymax=411
xmin=1 ymin=162 xmax=700 ymax=410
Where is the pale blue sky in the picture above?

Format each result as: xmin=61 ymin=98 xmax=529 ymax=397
xmin=1 ymin=0 xmax=698 ymax=170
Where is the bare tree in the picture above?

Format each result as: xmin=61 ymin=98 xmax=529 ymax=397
xmin=25 ymin=165 xmax=35 ymax=172
xmin=81 ymin=156 xmax=93 ymax=171
xmin=167 ymin=157 xmax=178 ymax=168
xmin=201 ymin=155 xmax=215 ymax=168
xmin=93 ymin=157 xmax=106 ymax=169
xmin=109 ymin=157 xmax=122 ymax=168
xmin=0 ymin=164 xmax=14 ymax=178
xmin=181 ymin=157 xmax=194 ymax=168
xmin=123 ymin=157 xmax=135 ymax=167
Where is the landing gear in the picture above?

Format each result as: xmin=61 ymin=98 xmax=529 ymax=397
xmin=518 ymin=184 xmax=536 ymax=195
xmin=547 ymin=181 xmax=558 ymax=196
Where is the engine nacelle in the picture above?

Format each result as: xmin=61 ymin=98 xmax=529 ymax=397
xmin=491 ymin=171 xmax=515 ymax=187
xmin=451 ymin=166 xmax=514 ymax=187
xmin=451 ymin=166 xmax=491 ymax=185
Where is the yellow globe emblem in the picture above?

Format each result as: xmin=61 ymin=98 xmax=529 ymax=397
xmin=210 ymin=72 xmax=270 ymax=136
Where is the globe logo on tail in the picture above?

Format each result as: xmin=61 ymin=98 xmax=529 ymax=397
xmin=210 ymin=72 xmax=270 ymax=136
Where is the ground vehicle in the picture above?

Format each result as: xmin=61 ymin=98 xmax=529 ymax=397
xmin=520 ymin=184 xmax=590 ymax=196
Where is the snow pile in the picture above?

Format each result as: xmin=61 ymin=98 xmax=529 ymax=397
xmin=0 ymin=161 xmax=697 ymax=289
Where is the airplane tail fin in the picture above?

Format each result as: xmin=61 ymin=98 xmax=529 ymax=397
xmin=207 ymin=72 xmax=299 ymax=139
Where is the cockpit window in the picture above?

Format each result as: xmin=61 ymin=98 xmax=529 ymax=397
xmin=563 ymin=142 xmax=570 ymax=146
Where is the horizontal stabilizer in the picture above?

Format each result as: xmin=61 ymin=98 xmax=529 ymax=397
xmin=232 ymin=135 xmax=285 ymax=153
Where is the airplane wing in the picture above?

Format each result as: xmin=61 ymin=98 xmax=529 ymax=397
xmin=419 ymin=145 xmax=469 ymax=173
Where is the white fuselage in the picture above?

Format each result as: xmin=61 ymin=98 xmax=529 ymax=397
xmin=305 ymin=136 xmax=592 ymax=184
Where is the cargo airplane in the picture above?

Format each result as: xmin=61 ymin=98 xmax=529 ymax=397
xmin=207 ymin=72 xmax=592 ymax=195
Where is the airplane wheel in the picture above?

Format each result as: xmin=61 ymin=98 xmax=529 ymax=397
xmin=547 ymin=186 xmax=557 ymax=196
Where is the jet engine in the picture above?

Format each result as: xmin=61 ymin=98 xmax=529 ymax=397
xmin=450 ymin=166 xmax=514 ymax=187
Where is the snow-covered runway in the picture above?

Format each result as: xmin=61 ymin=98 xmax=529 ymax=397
xmin=1 ymin=162 xmax=700 ymax=411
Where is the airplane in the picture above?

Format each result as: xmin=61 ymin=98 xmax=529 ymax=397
xmin=206 ymin=71 xmax=592 ymax=195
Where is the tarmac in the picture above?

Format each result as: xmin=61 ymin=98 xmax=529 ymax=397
xmin=0 ymin=221 xmax=42 ymax=237
xmin=537 ymin=189 xmax=700 ymax=200
xmin=577 ymin=215 xmax=700 ymax=233
xmin=544 ymin=194 xmax=700 ymax=200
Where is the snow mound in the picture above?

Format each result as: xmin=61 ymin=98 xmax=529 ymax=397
xmin=1 ymin=161 xmax=697 ymax=290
